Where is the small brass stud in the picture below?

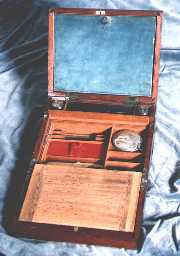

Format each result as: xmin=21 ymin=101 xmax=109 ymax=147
xmin=74 ymin=226 xmax=79 ymax=232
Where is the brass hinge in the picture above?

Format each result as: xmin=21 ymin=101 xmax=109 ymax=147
xmin=127 ymin=96 xmax=139 ymax=106
xmin=138 ymin=104 xmax=152 ymax=116
xmin=50 ymin=96 xmax=70 ymax=110
xmin=127 ymin=97 xmax=151 ymax=116
xmin=50 ymin=94 xmax=80 ymax=110
xmin=126 ymin=96 xmax=139 ymax=115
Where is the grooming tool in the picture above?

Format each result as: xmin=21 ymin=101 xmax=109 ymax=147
xmin=49 ymin=133 xmax=104 ymax=141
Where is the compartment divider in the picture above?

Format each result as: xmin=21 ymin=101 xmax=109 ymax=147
xmin=105 ymin=160 xmax=142 ymax=170
xmin=108 ymin=150 xmax=143 ymax=161
xmin=46 ymin=155 xmax=100 ymax=163
xmin=36 ymin=112 xmax=148 ymax=172
xmin=104 ymin=127 xmax=145 ymax=170
xmin=104 ymin=127 xmax=114 ymax=168
xmin=47 ymin=138 xmax=104 ymax=144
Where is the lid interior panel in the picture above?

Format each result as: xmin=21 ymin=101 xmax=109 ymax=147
xmin=54 ymin=14 xmax=156 ymax=96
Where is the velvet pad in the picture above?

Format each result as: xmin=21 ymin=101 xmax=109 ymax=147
xmin=54 ymin=14 xmax=156 ymax=96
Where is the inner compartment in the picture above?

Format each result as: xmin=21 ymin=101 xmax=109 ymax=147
xmin=19 ymin=163 xmax=142 ymax=232
xmin=19 ymin=110 xmax=150 ymax=232
xmin=36 ymin=110 xmax=149 ymax=172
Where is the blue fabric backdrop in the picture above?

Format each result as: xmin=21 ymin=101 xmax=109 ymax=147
xmin=0 ymin=1 xmax=180 ymax=255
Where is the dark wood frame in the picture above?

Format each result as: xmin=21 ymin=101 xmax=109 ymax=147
xmin=10 ymin=8 xmax=162 ymax=249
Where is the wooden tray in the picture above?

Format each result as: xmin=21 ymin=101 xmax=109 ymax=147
xmin=19 ymin=163 xmax=142 ymax=233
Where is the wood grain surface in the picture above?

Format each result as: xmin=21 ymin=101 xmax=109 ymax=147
xmin=19 ymin=163 xmax=142 ymax=232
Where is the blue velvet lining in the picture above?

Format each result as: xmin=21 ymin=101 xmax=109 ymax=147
xmin=54 ymin=14 xmax=156 ymax=96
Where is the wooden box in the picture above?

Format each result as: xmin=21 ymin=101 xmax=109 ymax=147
xmin=11 ymin=8 xmax=162 ymax=249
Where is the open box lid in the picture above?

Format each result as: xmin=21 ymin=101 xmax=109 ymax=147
xmin=48 ymin=9 xmax=162 ymax=104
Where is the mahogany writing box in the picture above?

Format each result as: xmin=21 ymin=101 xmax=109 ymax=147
xmin=12 ymin=8 xmax=162 ymax=249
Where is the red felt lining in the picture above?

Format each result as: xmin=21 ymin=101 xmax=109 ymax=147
xmin=47 ymin=141 xmax=104 ymax=159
